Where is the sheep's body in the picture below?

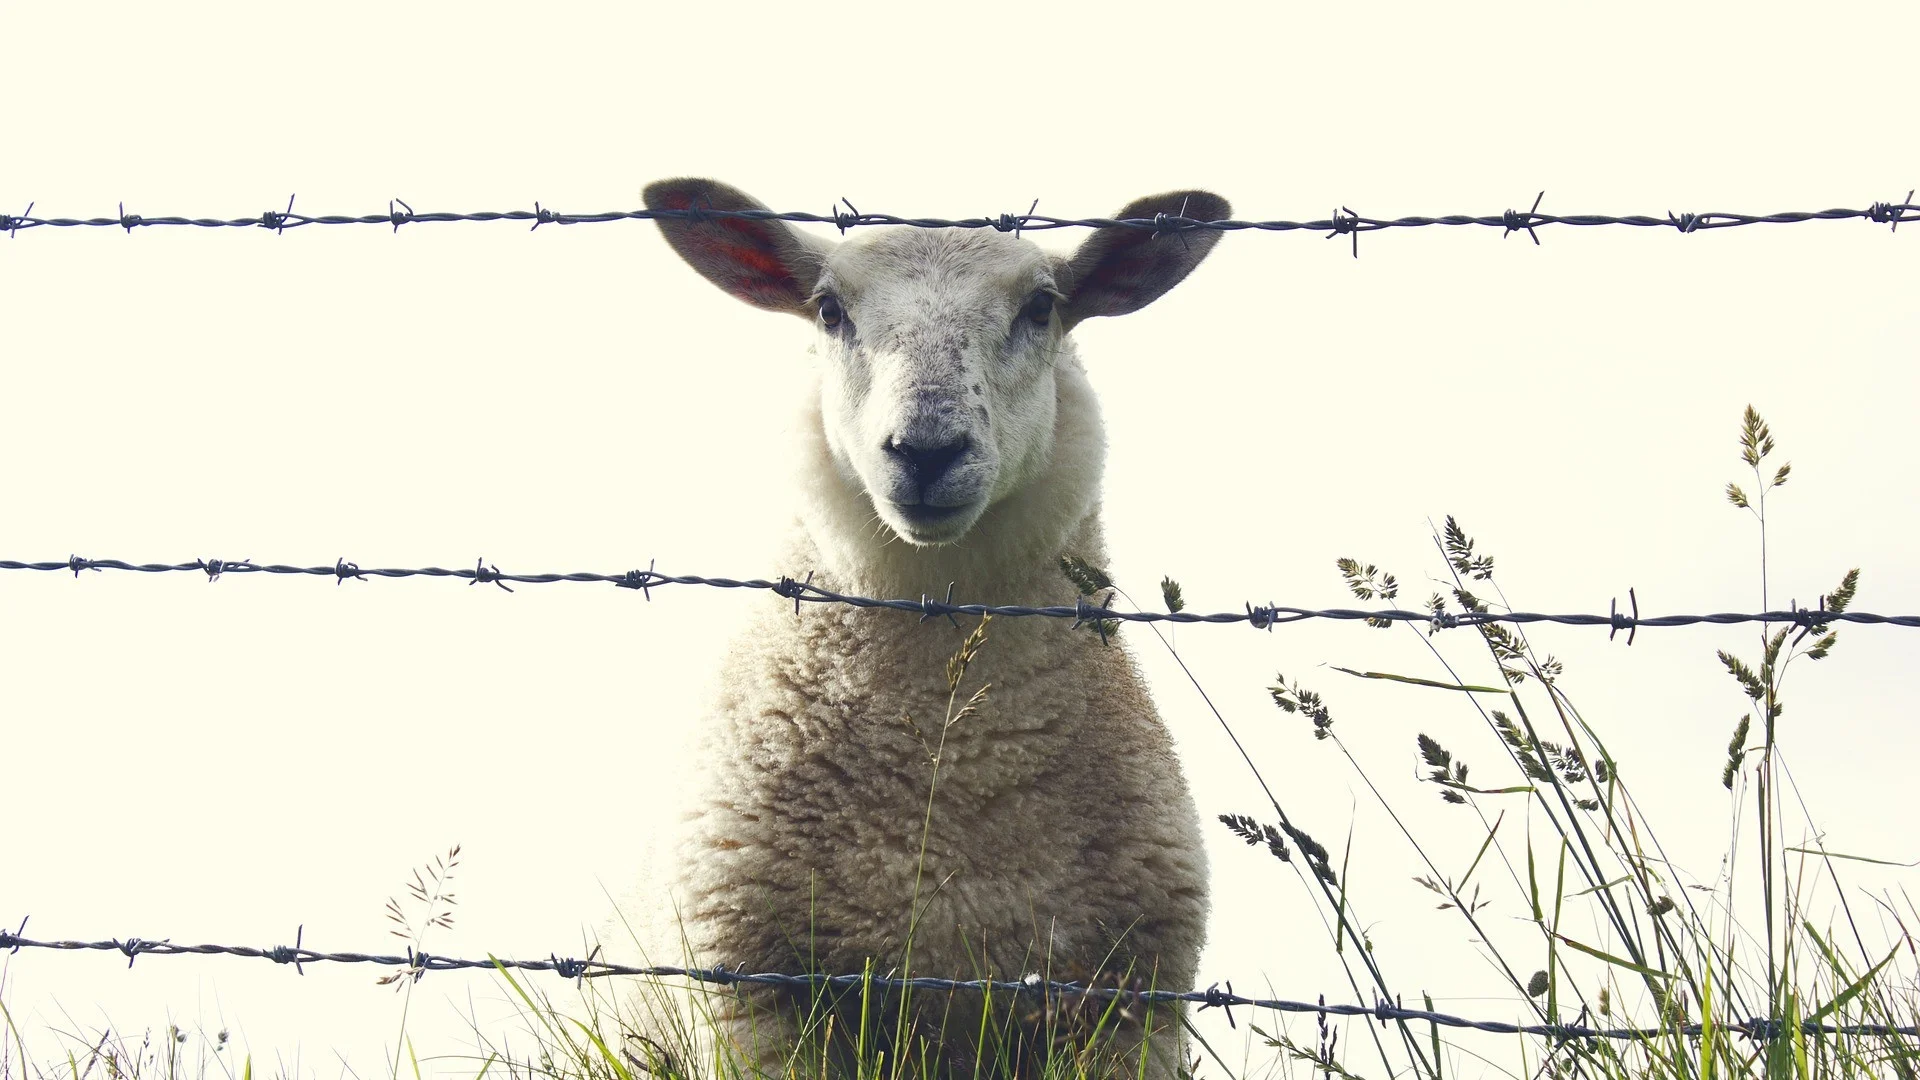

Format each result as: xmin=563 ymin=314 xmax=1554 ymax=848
xmin=618 ymin=181 xmax=1226 ymax=1079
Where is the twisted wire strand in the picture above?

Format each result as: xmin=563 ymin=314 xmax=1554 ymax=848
xmin=1 ymin=556 xmax=1908 ymax=636
xmin=1 ymin=193 xmax=1914 ymax=252
xmin=0 ymin=927 xmax=1909 ymax=1044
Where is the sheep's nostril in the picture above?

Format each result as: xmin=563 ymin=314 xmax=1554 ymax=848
xmin=885 ymin=435 xmax=970 ymax=497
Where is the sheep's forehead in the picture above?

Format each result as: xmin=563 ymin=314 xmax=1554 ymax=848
xmin=826 ymin=229 xmax=1053 ymax=316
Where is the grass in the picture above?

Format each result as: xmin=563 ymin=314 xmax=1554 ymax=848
xmin=1188 ymin=406 xmax=1914 ymax=1080
xmin=3 ymin=404 xmax=1913 ymax=1080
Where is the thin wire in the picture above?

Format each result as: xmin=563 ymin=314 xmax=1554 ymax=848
xmin=1 ymin=193 xmax=1914 ymax=255
xmin=0 ymin=555 xmax=1908 ymax=637
xmin=0 ymin=927 xmax=1907 ymax=1045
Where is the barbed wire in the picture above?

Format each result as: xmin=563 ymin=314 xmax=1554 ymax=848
xmin=0 ymin=555 xmax=1912 ymax=639
xmin=1 ymin=924 xmax=1910 ymax=1045
xmin=1 ymin=192 xmax=1913 ymax=257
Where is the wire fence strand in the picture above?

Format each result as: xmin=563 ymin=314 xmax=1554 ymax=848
xmin=1 ymin=193 xmax=1914 ymax=256
xmin=1 ymin=925 xmax=1911 ymax=1045
xmin=0 ymin=555 xmax=1911 ymax=638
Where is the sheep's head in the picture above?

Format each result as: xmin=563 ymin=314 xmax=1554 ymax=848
xmin=644 ymin=179 xmax=1229 ymax=547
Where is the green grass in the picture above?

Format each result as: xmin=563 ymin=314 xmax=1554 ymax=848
xmin=5 ymin=404 xmax=1913 ymax=1080
xmin=1182 ymin=406 xmax=1915 ymax=1080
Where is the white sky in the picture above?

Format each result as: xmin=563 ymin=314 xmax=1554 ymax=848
xmin=2 ymin=2 xmax=1916 ymax=1078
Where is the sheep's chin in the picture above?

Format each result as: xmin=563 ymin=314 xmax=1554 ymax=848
xmin=879 ymin=500 xmax=987 ymax=547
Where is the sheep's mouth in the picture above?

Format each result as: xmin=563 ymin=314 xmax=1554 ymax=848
xmin=896 ymin=502 xmax=968 ymax=524
xmin=887 ymin=499 xmax=984 ymax=545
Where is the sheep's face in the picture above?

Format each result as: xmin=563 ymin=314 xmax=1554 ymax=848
xmin=643 ymin=179 xmax=1230 ymax=549
xmin=810 ymin=230 xmax=1059 ymax=546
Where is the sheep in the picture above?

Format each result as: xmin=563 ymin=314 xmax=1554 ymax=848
xmin=614 ymin=178 xmax=1229 ymax=1080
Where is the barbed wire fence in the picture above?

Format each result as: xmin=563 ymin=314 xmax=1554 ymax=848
xmin=6 ymin=193 xmax=1916 ymax=1068
xmin=2 ymin=924 xmax=1912 ymax=1046
xmin=0 ymin=192 xmax=1914 ymax=257
xmin=1 ymin=555 xmax=1914 ymax=641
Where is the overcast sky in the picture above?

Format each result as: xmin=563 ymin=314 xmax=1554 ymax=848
xmin=2 ymin=2 xmax=1915 ymax=1078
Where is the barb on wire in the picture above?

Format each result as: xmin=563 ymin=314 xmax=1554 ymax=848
xmin=2 ymin=200 xmax=31 ymax=239
xmin=1868 ymin=189 xmax=1914 ymax=231
xmin=1609 ymin=588 xmax=1640 ymax=645
xmin=260 ymin=194 xmax=296 ymax=235
xmin=1325 ymin=206 xmax=1367 ymax=258
xmin=1503 ymin=191 xmax=1546 ymax=245
xmin=1 ymin=194 xmax=1916 ymax=254
xmin=1 ymin=927 xmax=1913 ymax=1044
xmin=2 ymin=555 xmax=1918 ymax=635
xmin=470 ymin=557 xmax=513 ymax=593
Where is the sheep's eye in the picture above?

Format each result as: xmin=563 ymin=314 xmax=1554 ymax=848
xmin=818 ymin=295 xmax=844 ymax=329
xmin=1022 ymin=291 xmax=1055 ymax=327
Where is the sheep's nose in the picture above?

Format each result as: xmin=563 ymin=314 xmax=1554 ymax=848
xmin=885 ymin=435 xmax=970 ymax=497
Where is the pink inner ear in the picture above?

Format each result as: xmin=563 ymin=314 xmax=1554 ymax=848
xmin=659 ymin=192 xmax=802 ymax=305
xmin=1079 ymin=237 xmax=1158 ymax=307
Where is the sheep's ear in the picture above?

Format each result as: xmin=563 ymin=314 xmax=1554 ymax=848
xmin=643 ymin=178 xmax=832 ymax=318
xmin=1058 ymin=191 xmax=1230 ymax=329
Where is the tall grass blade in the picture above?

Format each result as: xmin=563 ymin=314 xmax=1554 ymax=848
xmin=1783 ymin=847 xmax=1920 ymax=868
xmin=1550 ymin=934 xmax=1675 ymax=982
xmin=1328 ymin=667 xmax=1506 ymax=694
